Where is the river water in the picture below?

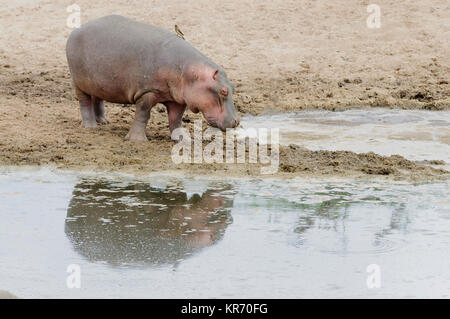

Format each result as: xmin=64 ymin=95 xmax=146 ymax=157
xmin=241 ymin=108 xmax=450 ymax=167
xmin=1 ymin=109 xmax=449 ymax=298
xmin=1 ymin=168 xmax=449 ymax=298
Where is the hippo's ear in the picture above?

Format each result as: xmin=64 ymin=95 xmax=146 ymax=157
xmin=213 ymin=69 xmax=219 ymax=81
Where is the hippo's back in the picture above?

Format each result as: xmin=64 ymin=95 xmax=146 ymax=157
xmin=67 ymin=15 xmax=174 ymax=51
xmin=66 ymin=15 xmax=187 ymax=103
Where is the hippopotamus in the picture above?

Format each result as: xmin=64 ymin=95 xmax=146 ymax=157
xmin=66 ymin=15 xmax=239 ymax=142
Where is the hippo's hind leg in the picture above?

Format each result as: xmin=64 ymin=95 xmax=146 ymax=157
xmin=75 ymin=87 xmax=97 ymax=129
xmin=125 ymin=93 xmax=157 ymax=142
xmin=164 ymin=102 xmax=186 ymax=140
xmin=92 ymin=97 xmax=108 ymax=124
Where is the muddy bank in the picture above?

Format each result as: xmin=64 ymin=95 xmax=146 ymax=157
xmin=0 ymin=69 xmax=447 ymax=181
xmin=280 ymin=145 xmax=447 ymax=180
xmin=0 ymin=91 xmax=447 ymax=181
xmin=1 ymin=76 xmax=447 ymax=181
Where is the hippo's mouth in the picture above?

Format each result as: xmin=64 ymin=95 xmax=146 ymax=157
xmin=207 ymin=119 xmax=229 ymax=132
xmin=207 ymin=119 xmax=219 ymax=129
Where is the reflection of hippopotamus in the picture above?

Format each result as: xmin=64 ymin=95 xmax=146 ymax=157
xmin=66 ymin=15 xmax=239 ymax=141
xmin=65 ymin=180 xmax=234 ymax=266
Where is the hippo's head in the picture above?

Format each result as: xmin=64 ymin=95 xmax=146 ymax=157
xmin=183 ymin=65 xmax=240 ymax=131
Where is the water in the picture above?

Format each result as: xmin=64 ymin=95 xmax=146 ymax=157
xmin=241 ymin=108 xmax=450 ymax=166
xmin=1 ymin=168 xmax=449 ymax=298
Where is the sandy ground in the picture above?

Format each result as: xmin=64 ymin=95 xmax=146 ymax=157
xmin=0 ymin=0 xmax=449 ymax=180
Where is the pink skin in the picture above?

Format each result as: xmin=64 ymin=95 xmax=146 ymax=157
xmin=180 ymin=65 xmax=238 ymax=131
xmin=76 ymin=64 xmax=238 ymax=142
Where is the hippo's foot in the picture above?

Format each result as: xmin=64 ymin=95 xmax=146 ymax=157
xmin=96 ymin=115 xmax=109 ymax=124
xmin=125 ymin=126 xmax=148 ymax=142
xmin=82 ymin=121 xmax=98 ymax=129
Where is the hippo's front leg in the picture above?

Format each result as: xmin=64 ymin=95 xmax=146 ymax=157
xmin=165 ymin=102 xmax=186 ymax=139
xmin=125 ymin=93 xmax=157 ymax=142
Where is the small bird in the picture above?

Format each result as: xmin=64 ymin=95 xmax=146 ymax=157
xmin=174 ymin=24 xmax=185 ymax=40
